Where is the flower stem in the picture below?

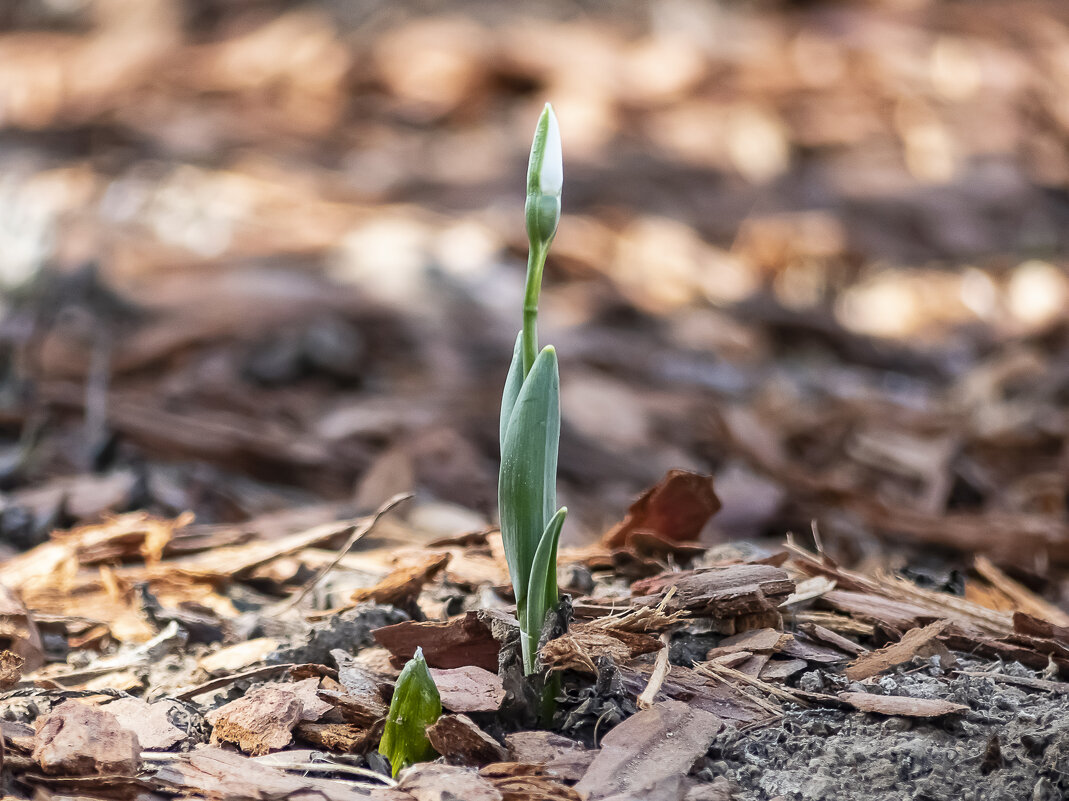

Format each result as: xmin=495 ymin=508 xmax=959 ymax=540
xmin=522 ymin=241 xmax=547 ymax=378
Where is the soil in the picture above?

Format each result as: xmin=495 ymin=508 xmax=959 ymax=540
xmin=711 ymin=664 xmax=1069 ymax=801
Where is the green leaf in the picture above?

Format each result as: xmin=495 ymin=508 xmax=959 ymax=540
xmin=498 ymin=345 xmax=560 ymax=617
xmin=500 ymin=331 xmax=524 ymax=451
xmin=522 ymin=506 xmax=567 ymax=674
xmin=378 ymin=648 xmax=441 ymax=777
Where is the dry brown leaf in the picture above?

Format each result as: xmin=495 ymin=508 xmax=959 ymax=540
xmin=602 ymin=470 xmax=720 ymax=550
xmin=350 ymin=552 xmax=451 ymax=608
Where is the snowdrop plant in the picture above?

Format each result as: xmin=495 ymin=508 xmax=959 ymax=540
xmin=499 ymin=104 xmax=567 ymax=676
xmin=378 ymin=648 xmax=441 ymax=777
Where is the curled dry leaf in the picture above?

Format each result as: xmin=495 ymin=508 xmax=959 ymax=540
xmin=350 ymin=552 xmax=451 ymax=609
xmin=602 ymin=469 xmax=720 ymax=550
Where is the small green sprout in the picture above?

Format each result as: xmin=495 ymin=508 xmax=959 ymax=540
xmin=378 ymin=648 xmax=441 ymax=777
xmin=499 ymin=103 xmax=567 ymax=675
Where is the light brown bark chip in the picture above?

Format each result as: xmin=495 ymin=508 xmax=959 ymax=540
xmin=426 ymin=714 xmax=507 ymax=765
xmin=155 ymin=746 xmax=370 ymax=801
xmin=398 ymin=763 xmax=503 ymax=801
xmin=206 ymin=685 xmax=304 ymax=755
xmin=429 ymin=665 xmax=505 ymax=713
xmin=102 ymin=697 xmax=188 ymax=751
xmin=295 ymin=720 xmax=382 ymax=753
xmin=838 ymin=691 xmax=969 ymax=718
xmin=845 ymin=619 xmax=952 ymax=680
xmin=32 ymin=700 xmax=141 ymax=776
xmin=0 ymin=650 xmax=24 ymax=689
xmin=505 ymin=731 xmax=595 ymax=782
xmin=707 ymin=628 xmax=790 ymax=660
xmin=575 ymin=700 xmax=723 ymax=800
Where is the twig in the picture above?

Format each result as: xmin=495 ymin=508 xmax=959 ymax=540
xmin=173 ymin=663 xmax=295 ymax=701
xmin=956 ymin=670 xmax=1069 ymax=695
xmin=695 ymin=659 xmax=806 ymax=709
xmin=252 ymin=758 xmax=396 ymax=786
xmin=637 ymin=632 xmax=671 ymax=709
xmin=280 ymin=492 xmax=412 ymax=611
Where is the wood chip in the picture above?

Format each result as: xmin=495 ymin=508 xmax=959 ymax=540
xmin=758 ymin=658 xmax=808 ymax=682
xmin=845 ymin=620 xmax=952 ymax=681
xmin=397 ymin=763 xmax=503 ymax=801
xmin=155 ymin=746 xmax=370 ymax=801
xmin=778 ymin=634 xmax=851 ymax=664
xmin=32 ymin=700 xmax=141 ymax=776
xmin=798 ymin=623 xmax=868 ymax=656
xmin=632 ymin=564 xmax=794 ymax=619
xmin=837 ymin=692 xmax=968 ymax=718
xmin=975 ymin=556 xmax=1069 ymax=627
xmin=428 ymin=666 xmax=505 ymax=713
xmin=198 ymin=638 xmax=280 ymax=674
xmin=505 ymin=731 xmax=595 ymax=782
xmin=0 ymin=650 xmax=24 ymax=689
xmin=373 ymin=610 xmax=506 ymax=671
xmin=101 ymin=697 xmax=189 ymax=751
xmin=706 ymin=628 xmax=791 ymax=660
xmin=295 ymin=721 xmax=382 ymax=753
xmin=317 ymin=679 xmax=389 ymax=727
xmin=206 ymin=685 xmax=304 ymax=755
xmin=575 ymin=700 xmax=723 ymax=800
xmin=426 ymin=714 xmax=508 ymax=766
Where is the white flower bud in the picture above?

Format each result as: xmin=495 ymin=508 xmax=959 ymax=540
xmin=539 ymin=105 xmax=563 ymax=197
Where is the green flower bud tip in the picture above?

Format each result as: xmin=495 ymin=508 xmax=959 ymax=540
xmin=378 ymin=647 xmax=441 ymax=778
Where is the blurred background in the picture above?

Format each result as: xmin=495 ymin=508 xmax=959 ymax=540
xmin=0 ymin=0 xmax=1067 ymax=589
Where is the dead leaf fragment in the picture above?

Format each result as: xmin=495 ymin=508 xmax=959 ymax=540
xmin=838 ymin=692 xmax=968 ymax=718
xmin=575 ymin=700 xmax=723 ymax=800
xmin=602 ymin=470 xmax=720 ymax=549
xmin=33 ymin=700 xmax=141 ymax=776
xmin=426 ymin=714 xmax=507 ymax=766
xmin=429 ymin=665 xmax=506 ymax=713
xmin=206 ymin=685 xmax=304 ymax=755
